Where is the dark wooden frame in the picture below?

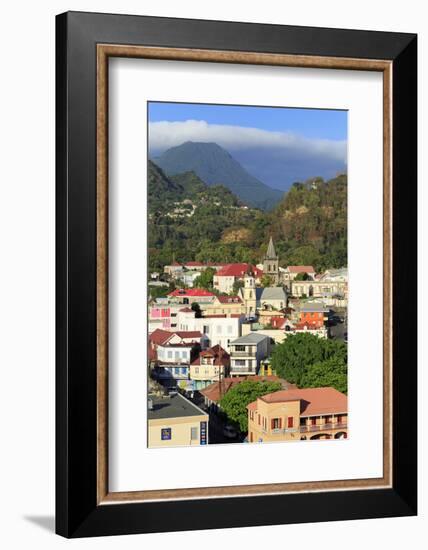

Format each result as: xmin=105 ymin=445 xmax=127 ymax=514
xmin=56 ymin=11 xmax=417 ymax=538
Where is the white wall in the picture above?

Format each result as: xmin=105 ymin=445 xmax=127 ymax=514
xmin=0 ymin=1 xmax=425 ymax=549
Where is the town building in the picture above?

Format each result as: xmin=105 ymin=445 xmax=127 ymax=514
xmin=175 ymin=307 xmax=243 ymax=352
xmin=283 ymin=265 xmax=316 ymax=288
xmin=189 ymin=345 xmax=230 ymax=390
xmin=262 ymin=237 xmax=280 ymax=285
xmin=148 ymin=393 xmax=209 ymax=448
xmin=247 ymin=387 xmax=348 ymax=443
xmin=167 ymin=288 xmax=216 ymax=305
xmin=150 ymin=330 xmax=207 ymax=386
xmin=229 ymin=333 xmax=270 ymax=376
xmin=213 ymin=263 xmax=263 ymax=294
xmin=259 ymin=286 xmax=288 ymax=311
xmin=298 ymin=302 xmax=329 ymax=328
xmin=206 ymin=295 xmax=245 ymax=316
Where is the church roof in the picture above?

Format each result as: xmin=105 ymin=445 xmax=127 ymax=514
xmin=265 ymin=237 xmax=278 ymax=259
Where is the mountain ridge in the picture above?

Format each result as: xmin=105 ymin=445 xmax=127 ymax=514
xmin=153 ymin=141 xmax=284 ymax=211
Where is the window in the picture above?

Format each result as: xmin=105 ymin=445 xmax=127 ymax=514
xmin=227 ymin=325 xmax=233 ymax=334
xmin=288 ymin=417 xmax=294 ymax=428
xmin=203 ymin=325 xmax=209 ymax=334
xmin=190 ymin=427 xmax=198 ymax=440
xmin=181 ymin=367 xmax=187 ymax=374
xmin=217 ymin=325 xmax=222 ymax=334
xmin=174 ymin=367 xmax=180 ymax=375
xmin=167 ymin=350 xmax=173 ymax=359
xmin=235 ymin=345 xmax=246 ymax=352
xmin=161 ymin=428 xmax=172 ymax=440
xmin=271 ymin=418 xmax=281 ymax=429
xmin=311 ymin=417 xmax=317 ymax=425
xmin=234 ymin=360 xmax=245 ymax=367
xmin=194 ymin=367 xmax=199 ymax=374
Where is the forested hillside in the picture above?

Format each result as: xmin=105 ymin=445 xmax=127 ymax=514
xmin=148 ymin=160 xmax=347 ymax=273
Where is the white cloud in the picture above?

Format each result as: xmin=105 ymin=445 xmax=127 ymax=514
xmin=148 ymin=119 xmax=347 ymax=163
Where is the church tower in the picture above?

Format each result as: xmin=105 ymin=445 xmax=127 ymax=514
xmin=263 ymin=237 xmax=279 ymax=285
xmin=242 ymin=267 xmax=257 ymax=316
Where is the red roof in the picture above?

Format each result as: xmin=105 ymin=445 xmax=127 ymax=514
xmin=149 ymin=328 xmax=173 ymax=346
xmin=174 ymin=331 xmax=203 ymax=339
xmin=287 ymin=265 xmax=315 ymax=273
xmin=215 ymin=295 xmax=243 ymax=304
xmin=270 ymin=316 xmax=287 ymax=329
xmin=168 ymin=288 xmax=215 ymax=297
xmin=191 ymin=345 xmax=230 ymax=366
xmin=178 ymin=307 xmax=194 ymax=313
xmin=216 ymin=263 xmax=263 ymax=277
xmin=247 ymin=387 xmax=347 ymax=416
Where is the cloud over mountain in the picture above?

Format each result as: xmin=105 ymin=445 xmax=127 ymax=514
xmin=149 ymin=120 xmax=347 ymax=191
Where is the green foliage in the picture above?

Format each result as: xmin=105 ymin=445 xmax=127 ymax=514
xmin=191 ymin=302 xmax=202 ymax=318
xmin=270 ymin=333 xmax=347 ymax=392
xmin=233 ymin=279 xmax=244 ymax=294
xmin=261 ymin=274 xmax=273 ymax=287
xmin=148 ymin=160 xmax=348 ymax=275
xmin=219 ymin=380 xmax=282 ymax=432
xmin=300 ymin=357 xmax=348 ymax=394
xmin=193 ymin=267 xmax=216 ymax=290
xmin=294 ymin=271 xmax=311 ymax=281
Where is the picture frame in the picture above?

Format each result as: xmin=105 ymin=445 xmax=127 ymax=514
xmin=56 ymin=11 xmax=417 ymax=538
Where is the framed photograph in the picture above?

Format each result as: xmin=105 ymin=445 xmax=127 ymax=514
xmin=56 ymin=11 xmax=417 ymax=538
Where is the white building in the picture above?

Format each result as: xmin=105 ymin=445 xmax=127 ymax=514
xmin=229 ymin=333 xmax=270 ymax=376
xmin=176 ymin=308 xmax=243 ymax=352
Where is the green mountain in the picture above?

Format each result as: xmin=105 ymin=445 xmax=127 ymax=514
xmin=153 ymin=141 xmax=284 ymax=211
xmin=148 ymin=161 xmax=347 ymax=273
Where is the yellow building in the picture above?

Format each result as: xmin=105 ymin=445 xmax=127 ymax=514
xmin=148 ymin=393 xmax=208 ymax=448
xmin=204 ymin=295 xmax=245 ymax=316
xmin=247 ymin=387 xmax=347 ymax=443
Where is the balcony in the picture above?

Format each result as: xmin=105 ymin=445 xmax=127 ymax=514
xmin=231 ymin=350 xmax=255 ymax=357
xmin=230 ymin=366 xmax=256 ymax=374
xmin=300 ymin=423 xmax=348 ymax=433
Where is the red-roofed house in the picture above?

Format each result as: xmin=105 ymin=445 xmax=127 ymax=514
xmin=189 ymin=345 xmax=231 ymax=390
xmin=167 ymin=288 xmax=216 ymax=305
xmin=247 ymin=387 xmax=348 ymax=443
xmin=213 ymin=263 xmax=263 ymax=294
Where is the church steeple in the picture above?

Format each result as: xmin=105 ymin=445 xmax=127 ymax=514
xmin=263 ymin=236 xmax=279 ymax=285
xmin=266 ymin=236 xmax=277 ymax=259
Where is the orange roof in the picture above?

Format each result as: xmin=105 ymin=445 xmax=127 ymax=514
xmin=215 ymin=295 xmax=243 ymax=304
xmin=288 ymin=265 xmax=315 ymax=273
xmin=200 ymin=376 xmax=287 ymax=403
xmin=247 ymin=387 xmax=347 ymax=416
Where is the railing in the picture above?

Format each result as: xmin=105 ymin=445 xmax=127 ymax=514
xmin=230 ymin=366 xmax=255 ymax=373
xmin=300 ymin=423 xmax=347 ymax=433
xmin=231 ymin=350 xmax=254 ymax=357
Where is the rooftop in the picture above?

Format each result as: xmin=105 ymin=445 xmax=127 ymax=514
xmin=147 ymin=393 xmax=207 ymax=420
xmin=168 ymin=288 xmax=215 ymax=297
xmin=247 ymin=387 xmax=347 ymax=416
xmin=260 ymin=287 xmax=287 ymax=301
xmin=300 ymin=302 xmax=329 ymax=313
xmin=216 ymin=263 xmax=263 ymax=278
xmin=200 ymin=376 xmax=291 ymax=403
xmin=230 ymin=333 xmax=269 ymax=345
xmin=287 ymin=265 xmax=315 ymax=273
xmin=215 ymin=295 xmax=243 ymax=304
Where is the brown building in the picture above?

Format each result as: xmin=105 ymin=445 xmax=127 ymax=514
xmin=247 ymin=387 xmax=348 ymax=443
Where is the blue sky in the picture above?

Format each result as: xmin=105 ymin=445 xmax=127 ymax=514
xmin=148 ymin=102 xmax=347 ymax=191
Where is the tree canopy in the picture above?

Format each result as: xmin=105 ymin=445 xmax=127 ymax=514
xmin=219 ymin=379 xmax=282 ymax=432
xmin=270 ymin=333 xmax=347 ymax=393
